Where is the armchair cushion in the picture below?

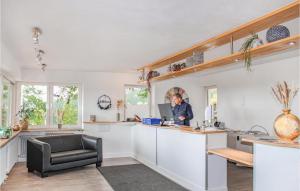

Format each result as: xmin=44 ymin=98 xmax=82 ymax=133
xmin=51 ymin=149 xmax=97 ymax=164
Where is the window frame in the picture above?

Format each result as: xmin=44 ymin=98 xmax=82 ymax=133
xmin=16 ymin=82 xmax=82 ymax=128
xmin=0 ymin=76 xmax=14 ymax=127
xmin=206 ymin=85 xmax=218 ymax=119
xmin=124 ymin=84 xmax=150 ymax=119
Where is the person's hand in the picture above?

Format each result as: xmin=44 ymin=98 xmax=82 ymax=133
xmin=178 ymin=116 xmax=186 ymax=121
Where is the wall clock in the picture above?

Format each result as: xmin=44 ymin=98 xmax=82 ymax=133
xmin=97 ymin=95 xmax=112 ymax=110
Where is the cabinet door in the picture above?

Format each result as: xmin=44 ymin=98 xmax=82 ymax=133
xmin=0 ymin=146 xmax=8 ymax=185
xmin=7 ymin=138 xmax=19 ymax=173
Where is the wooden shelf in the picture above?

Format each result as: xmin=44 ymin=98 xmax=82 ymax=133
xmin=143 ymin=35 xmax=299 ymax=82
xmin=208 ymin=148 xmax=253 ymax=167
xmin=138 ymin=1 xmax=300 ymax=71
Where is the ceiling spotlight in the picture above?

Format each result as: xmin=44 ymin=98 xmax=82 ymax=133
xmin=288 ymin=41 xmax=296 ymax=46
xmin=32 ymin=27 xmax=42 ymax=44
xmin=41 ymin=63 xmax=47 ymax=71
xmin=234 ymin=58 xmax=240 ymax=62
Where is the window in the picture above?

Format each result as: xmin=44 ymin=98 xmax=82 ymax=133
xmin=1 ymin=78 xmax=13 ymax=127
xmin=18 ymin=83 xmax=81 ymax=128
xmin=125 ymin=86 xmax=148 ymax=105
xmin=52 ymin=85 xmax=79 ymax=125
xmin=124 ymin=85 xmax=149 ymax=119
xmin=20 ymin=84 xmax=48 ymax=126
xmin=207 ymin=87 xmax=217 ymax=119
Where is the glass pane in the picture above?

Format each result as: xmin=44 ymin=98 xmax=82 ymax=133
xmin=52 ymin=85 xmax=79 ymax=125
xmin=20 ymin=85 xmax=47 ymax=126
xmin=1 ymin=81 xmax=12 ymax=127
xmin=208 ymin=88 xmax=217 ymax=106
xmin=125 ymin=87 xmax=148 ymax=105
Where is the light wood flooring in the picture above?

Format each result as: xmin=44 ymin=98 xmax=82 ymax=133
xmin=1 ymin=158 xmax=252 ymax=191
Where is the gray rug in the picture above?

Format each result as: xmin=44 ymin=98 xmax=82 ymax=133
xmin=98 ymin=164 xmax=188 ymax=191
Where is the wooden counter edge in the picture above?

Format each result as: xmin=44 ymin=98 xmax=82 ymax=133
xmin=208 ymin=148 xmax=253 ymax=167
xmin=242 ymin=138 xmax=300 ymax=149
xmin=0 ymin=131 xmax=21 ymax=149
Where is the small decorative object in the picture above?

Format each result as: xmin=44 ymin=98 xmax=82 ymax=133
xmin=13 ymin=124 xmax=20 ymax=131
xmin=186 ymin=57 xmax=194 ymax=67
xmin=138 ymin=69 xmax=145 ymax=81
xmin=146 ymin=71 xmax=160 ymax=93
xmin=0 ymin=127 xmax=12 ymax=139
xmin=170 ymin=63 xmax=186 ymax=72
xmin=192 ymin=51 xmax=204 ymax=65
xmin=165 ymin=87 xmax=189 ymax=107
xmin=97 ymin=95 xmax=112 ymax=110
xmin=90 ymin=115 xmax=96 ymax=122
xmin=116 ymin=99 xmax=124 ymax=122
xmin=272 ymin=81 xmax=300 ymax=141
xmin=240 ymin=34 xmax=263 ymax=71
xmin=57 ymin=110 xmax=63 ymax=129
xmin=16 ymin=104 xmax=35 ymax=130
xmin=266 ymin=25 xmax=290 ymax=43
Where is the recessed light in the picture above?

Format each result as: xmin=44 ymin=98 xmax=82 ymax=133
xmin=288 ymin=42 xmax=296 ymax=46
xmin=235 ymin=58 xmax=240 ymax=62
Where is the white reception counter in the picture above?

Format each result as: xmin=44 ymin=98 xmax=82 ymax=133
xmin=84 ymin=123 xmax=227 ymax=191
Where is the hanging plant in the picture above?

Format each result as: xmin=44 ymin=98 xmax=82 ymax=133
xmin=240 ymin=34 xmax=263 ymax=71
xmin=146 ymin=71 xmax=160 ymax=93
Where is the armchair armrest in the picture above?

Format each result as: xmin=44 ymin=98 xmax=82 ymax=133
xmin=82 ymin=135 xmax=102 ymax=163
xmin=27 ymin=138 xmax=51 ymax=173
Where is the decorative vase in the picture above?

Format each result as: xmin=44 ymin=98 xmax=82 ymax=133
xmin=273 ymin=109 xmax=300 ymax=141
xmin=116 ymin=112 xmax=120 ymax=122
xmin=58 ymin=124 xmax=62 ymax=129
xmin=266 ymin=25 xmax=290 ymax=43
xmin=20 ymin=119 xmax=29 ymax=130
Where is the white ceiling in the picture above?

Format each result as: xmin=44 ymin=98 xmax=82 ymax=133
xmin=1 ymin=0 xmax=294 ymax=72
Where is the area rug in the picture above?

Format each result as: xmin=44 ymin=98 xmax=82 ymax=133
xmin=98 ymin=164 xmax=188 ymax=191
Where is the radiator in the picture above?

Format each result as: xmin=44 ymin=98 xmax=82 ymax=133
xmin=18 ymin=132 xmax=75 ymax=161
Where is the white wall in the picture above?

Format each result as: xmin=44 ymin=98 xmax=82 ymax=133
xmin=152 ymin=77 xmax=206 ymax=127
xmin=20 ymin=69 xmax=139 ymax=122
xmin=152 ymin=49 xmax=299 ymax=136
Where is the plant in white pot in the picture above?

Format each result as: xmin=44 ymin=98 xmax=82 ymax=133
xmin=54 ymin=86 xmax=77 ymax=129
xmin=16 ymin=103 xmax=35 ymax=130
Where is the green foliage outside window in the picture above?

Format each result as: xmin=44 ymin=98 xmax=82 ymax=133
xmin=21 ymin=85 xmax=47 ymax=125
xmin=1 ymin=84 xmax=10 ymax=127
xmin=126 ymin=87 xmax=148 ymax=105
xmin=53 ymin=86 xmax=79 ymax=125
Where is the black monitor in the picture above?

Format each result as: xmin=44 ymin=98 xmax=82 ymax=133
xmin=158 ymin=103 xmax=174 ymax=125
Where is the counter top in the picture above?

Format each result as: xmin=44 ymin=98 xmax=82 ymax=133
xmin=139 ymin=124 xmax=225 ymax=135
xmin=242 ymin=137 xmax=300 ymax=149
xmin=21 ymin=128 xmax=83 ymax=132
xmin=0 ymin=131 xmax=21 ymax=148
xmin=0 ymin=128 xmax=83 ymax=148
xmin=84 ymin=121 xmax=138 ymax=125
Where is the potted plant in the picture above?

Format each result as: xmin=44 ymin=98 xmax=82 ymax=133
xmin=116 ymin=99 xmax=124 ymax=122
xmin=240 ymin=34 xmax=263 ymax=71
xmin=16 ymin=103 xmax=35 ymax=130
xmin=272 ymin=81 xmax=300 ymax=141
xmin=54 ymin=86 xmax=77 ymax=129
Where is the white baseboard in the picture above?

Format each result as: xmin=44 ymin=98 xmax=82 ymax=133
xmin=103 ymin=152 xmax=134 ymax=159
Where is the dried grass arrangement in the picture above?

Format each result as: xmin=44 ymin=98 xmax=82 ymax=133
xmin=271 ymin=81 xmax=299 ymax=110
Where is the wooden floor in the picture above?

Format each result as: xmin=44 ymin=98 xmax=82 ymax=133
xmin=1 ymin=158 xmax=252 ymax=191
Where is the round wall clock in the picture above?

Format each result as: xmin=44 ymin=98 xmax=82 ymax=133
xmin=97 ymin=95 xmax=112 ymax=110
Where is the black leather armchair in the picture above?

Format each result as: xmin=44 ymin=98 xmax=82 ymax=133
xmin=27 ymin=134 xmax=102 ymax=177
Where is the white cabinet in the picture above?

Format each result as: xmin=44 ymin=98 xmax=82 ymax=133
xmin=7 ymin=137 xmax=19 ymax=173
xmin=132 ymin=124 xmax=156 ymax=167
xmin=84 ymin=123 xmax=134 ymax=158
xmin=0 ymin=146 xmax=8 ymax=186
xmin=0 ymin=136 xmax=19 ymax=186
